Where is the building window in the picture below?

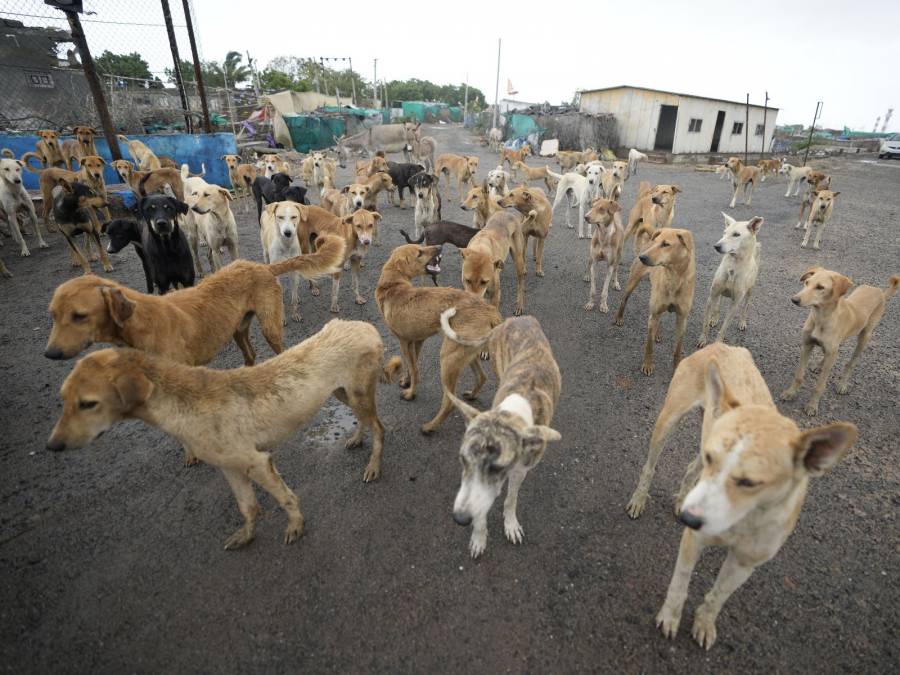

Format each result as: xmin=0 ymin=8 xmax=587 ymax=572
xmin=688 ymin=118 xmax=703 ymax=133
xmin=755 ymin=124 xmax=765 ymax=136
xmin=732 ymin=122 xmax=744 ymax=135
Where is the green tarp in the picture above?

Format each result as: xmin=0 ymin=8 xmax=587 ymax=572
xmin=402 ymin=101 xmax=462 ymax=123
xmin=508 ymin=113 xmax=543 ymax=140
xmin=283 ymin=114 xmax=346 ymax=153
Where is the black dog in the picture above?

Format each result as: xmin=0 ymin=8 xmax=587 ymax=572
xmin=250 ymin=172 xmax=308 ymax=223
xmin=386 ymin=161 xmax=425 ymax=207
xmin=104 ymin=195 xmax=195 ymax=294
xmin=400 ymin=220 xmax=476 ymax=286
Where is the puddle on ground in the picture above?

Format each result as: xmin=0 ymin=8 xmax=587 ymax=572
xmin=304 ymin=399 xmax=358 ymax=447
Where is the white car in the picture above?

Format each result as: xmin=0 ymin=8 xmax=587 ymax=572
xmin=878 ymin=134 xmax=900 ymax=159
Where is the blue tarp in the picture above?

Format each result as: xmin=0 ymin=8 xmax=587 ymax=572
xmin=0 ymin=133 xmax=237 ymax=200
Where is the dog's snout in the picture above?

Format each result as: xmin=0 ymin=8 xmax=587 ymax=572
xmin=46 ymin=438 xmax=66 ymax=452
xmin=13 ymin=178 xmax=21 ymax=184
xmin=651 ymin=196 xmax=661 ymax=205
xmin=714 ymin=243 xmax=724 ymax=253
xmin=679 ymin=510 xmax=704 ymax=530
xmin=44 ymin=346 xmax=64 ymax=360
xmin=791 ymin=296 xmax=801 ymax=306
xmin=639 ymin=255 xmax=650 ymax=265
xmin=453 ymin=511 xmax=472 ymax=527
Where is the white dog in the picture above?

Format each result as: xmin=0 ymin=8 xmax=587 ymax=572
xmin=260 ymin=201 xmax=305 ymax=322
xmin=696 ymin=213 xmax=762 ymax=347
xmin=0 ymin=155 xmax=47 ymax=256
xmin=628 ymin=148 xmax=648 ymax=177
xmin=486 ymin=165 xmax=510 ymax=198
xmin=779 ymin=163 xmax=813 ymax=197
xmin=547 ymin=163 xmax=604 ymax=238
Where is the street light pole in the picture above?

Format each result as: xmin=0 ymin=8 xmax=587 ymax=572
xmin=492 ymin=38 xmax=501 ymax=130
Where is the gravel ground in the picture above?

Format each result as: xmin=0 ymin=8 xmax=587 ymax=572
xmin=1 ymin=125 xmax=897 ymax=673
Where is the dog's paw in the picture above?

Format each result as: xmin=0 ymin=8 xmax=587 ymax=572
xmin=355 ymin=296 xmax=366 ymax=305
xmin=20 ymin=248 xmax=30 ymax=257
xmin=582 ymin=274 xmax=590 ymax=282
xmin=223 ymin=526 xmax=255 ymax=551
xmin=614 ymin=316 xmax=624 ymax=327
xmin=401 ymin=388 xmax=416 ymax=401
xmin=462 ymin=389 xmax=478 ymax=401
xmin=780 ymin=387 xmax=798 ymax=401
xmin=738 ymin=320 xmax=747 ymax=331
xmin=800 ymin=242 xmax=808 ymax=249
xmin=399 ymin=376 xmax=410 ymax=389
xmin=836 ymin=381 xmax=851 ymax=395
xmin=536 ymin=270 xmax=544 ymax=278
xmin=291 ymin=310 xmax=302 ymax=323
xmin=813 ymin=243 xmax=821 ymax=250
xmin=599 ymin=302 xmax=609 ymax=313
xmin=804 ymin=402 xmax=819 ymax=417
xmin=513 ymin=306 xmax=523 ymax=316
xmin=283 ymin=517 xmax=305 ymax=545
xmin=625 ymin=492 xmax=647 ymax=519
xmin=103 ymin=263 xmax=114 ymax=272
xmin=183 ymin=452 xmax=200 ymax=467
xmin=344 ymin=432 xmax=363 ymax=449
xmin=480 ymin=351 xmax=490 ymax=361
xmin=641 ymin=361 xmax=653 ymax=376
xmin=310 ymin=287 xmax=321 ymax=297
xmin=692 ymin=609 xmax=718 ymax=650
xmin=469 ymin=532 xmax=487 ymax=559
xmin=362 ymin=462 xmax=380 ymax=482
xmin=330 ymin=304 xmax=340 ymax=313
xmin=584 ymin=301 xmax=595 ymax=311
xmin=656 ymin=605 xmax=681 ymax=640
xmin=614 ymin=281 xmax=621 ymax=290
xmin=696 ymin=336 xmax=707 ymax=349
xmin=39 ymin=241 xmax=50 ymax=249
xmin=504 ymin=517 xmax=524 ymax=545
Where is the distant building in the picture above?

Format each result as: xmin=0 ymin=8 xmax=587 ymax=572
xmin=579 ymin=85 xmax=778 ymax=154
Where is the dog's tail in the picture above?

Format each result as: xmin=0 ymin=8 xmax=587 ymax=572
xmin=380 ymin=356 xmax=403 ymax=384
xmin=1 ymin=148 xmax=14 ymax=159
xmin=180 ymin=162 xmax=207 ymax=179
xmin=439 ymin=307 xmax=491 ymax=348
xmin=19 ymin=151 xmax=43 ymax=173
xmin=399 ymin=228 xmax=425 ymax=245
xmin=267 ymin=234 xmax=346 ymax=279
xmin=117 ymin=134 xmax=129 ymax=143
xmin=884 ymin=275 xmax=900 ymax=300
xmin=545 ymin=166 xmax=564 ymax=181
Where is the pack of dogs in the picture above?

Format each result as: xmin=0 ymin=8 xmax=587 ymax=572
xmin=3 ymin=122 xmax=896 ymax=654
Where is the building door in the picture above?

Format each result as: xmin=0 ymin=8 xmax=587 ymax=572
xmin=654 ymin=105 xmax=678 ymax=151
xmin=710 ymin=110 xmax=726 ymax=152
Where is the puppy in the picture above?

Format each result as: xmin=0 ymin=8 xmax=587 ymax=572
xmin=408 ymin=171 xmax=442 ymax=238
xmin=614 ymin=228 xmax=695 ymax=376
xmin=441 ymin=313 xmax=562 ymax=558
xmin=435 ymin=154 xmax=479 ymax=197
xmin=51 ymin=181 xmax=113 ymax=274
xmin=628 ymin=148 xmax=648 ymax=177
xmin=45 ymin=235 xmax=346 ymax=366
xmin=725 ymin=157 xmax=761 ymax=208
xmin=46 ymin=320 xmax=402 ymax=550
xmin=582 ymin=198 xmax=624 ymax=313
xmin=696 ymin=213 xmax=762 ymax=347
xmin=259 ymin=201 xmax=308 ymax=322
xmin=386 ymin=161 xmax=426 ymax=208
xmin=0 ymin=154 xmax=47 ymax=256
xmin=637 ymin=344 xmax=856 ymax=650
xmin=781 ymin=268 xmax=899 ymax=416
xmin=511 ymin=161 xmax=558 ymax=192
xmin=799 ymin=189 xmax=839 ymax=250
xmin=498 ymin=185 xmax=552 ymax=278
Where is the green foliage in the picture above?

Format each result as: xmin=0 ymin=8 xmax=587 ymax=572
xmin=94 ymin=51 xmax=162 ymax=88
xmin=385 ymin=78 xmax=485 ymax=108
xmin=259 ymin=68 xmax=310 ymax=92
xmin=167 ymin=51 xmax=252 ymax=89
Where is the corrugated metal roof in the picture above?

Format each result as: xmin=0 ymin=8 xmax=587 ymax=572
xmin=579 ymin=85 xmax=779 ymax=111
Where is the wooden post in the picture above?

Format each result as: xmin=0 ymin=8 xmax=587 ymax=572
xmin=761 ymin=91 xmax=769 ymax=158
xmin=161 ymin=0 xmax=193 ymax=133
xmin=182 ymin=0 xmax=210 ymax=133
xmin=802 ymin=102 xmax=822 ymax=167
xmin=64 ymin=10 xmax=121 ymax=160
xmin=744 ymin=93 xmax=749 ymax=164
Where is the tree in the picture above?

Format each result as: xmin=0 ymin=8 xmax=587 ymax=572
xmin=384 ymin=78 xmax=485 ymax=108
xmin=94 ymin=51 xmax=162 ymax=88
xmin=259 ymin=67 xmax=310 ymax=92
xmin=221 ymin=51 xmax=251 ymax=86
xmin=166 ymin=59 xmax=222 ymax=87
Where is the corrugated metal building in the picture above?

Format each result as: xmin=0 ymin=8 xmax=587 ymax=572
xmin=579 ymin=85 xmax=778 ymax=155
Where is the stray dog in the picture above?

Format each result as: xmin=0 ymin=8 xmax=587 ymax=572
xmin=61 ymin=126 xmax=99 ymax=168
xmin=486 ymin=165 xmax=511 ymax=197
xmin=779 ymin=163 xmax=813 ymax=197
xmin=0 ymin=154 xmax=47 ymax=256
xmin=600 ymin=162 xmax=624 ymax=200
xmin=45 ymin=235 xmax=345 ymax=366
xmin=547 ymin=164 xmax=604 ymax=237
xmin=21 ymin=130 xmax=66 ymax=168
xmin=634 ymin=343 xmax=857 ymax=650
xmin=628 ymin=148 xmax=648 ymax=177
xmin=51 ymin=181 xmax=113 ymax=274
xmin=498 ymin=185 xmax=552 ymax=277
xmin=321 ymin=183 xmax=369 ymax=218
xmin=556 ymin=151 xmax=582 ymax=172
xmin=111 ymin=160 xmax=184 ymax=201
xmin=46 ymin=320 xmax=402 ymax=550
xmin=252 ymin=172 xmax=293 ymax=223
xmin=386 ymin=161 xmax=425 ymax=208
xmin=612 ymin=160 xmax=629 ymax=181
xmin=355 ymin=155 xmax=389 ymax=177
xmin=487 ymin=128 xmax=503 ymax=151
xmin=221 ymin=154 xmax=258 ymax=211
xmin=411 ymin=136 xmax=437 ymax=172
xmin=460 ymin=209 xmax=530 ymax=316
xmin=756 ymin=158 xmax=781 ymax=181
xmin=441 ymin=313 xmax=562 ymax=558
xmin=460 ymin=181 xmax=503 ymax=229
xmin=435 ymin=154 xmax=479 ymax=197
xmin=725 ymin=157 xmax=761 ymax=208
xmin=582 ymin=198 xmax=624 ymax=313
xmin=500 ymin=145 xmax=532 ymax=166
xmin=186 ymin=179 xmax=240 ymax=271
xmin=117 ymin=135 xmax=162 ymax=171
xmin=781 ymin=268 xmax=899 ymax=416
xmin=26 ymin=155 xmax=111 ymax=225
xmin=260 ymin=201 xmax=314 ymax=322
xmin=614 ymin=228 xmax=695 ymax=376
xmin=408 ymin=171 xmax=442 ymax=238
xmin=799 ymin=189 xmax=838 ymax=250
xmin=623 ymin=182 xmax=680 ymax=255
xmin=696 ymin=213 xmax=762 ymax=347
xmin=511 ymin=161 xmax=558 ymax=192
xmin=400 ymin=220 xmax=477 ymax=251
xmin=375 ymin=244 xmax=502 ymax=420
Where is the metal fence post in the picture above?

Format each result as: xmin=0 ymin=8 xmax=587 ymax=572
xmin=181 ymin=0 xmax=210 ymax=133
xmin=744 ymin=93 xmax=749 ymax=164
xmin=161 ymin=0 xmax=192 ymax=133
xmin=802 ymin=102 xmax=822 ymax=166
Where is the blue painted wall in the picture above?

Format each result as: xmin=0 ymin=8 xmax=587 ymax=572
xmin=0 ymin=133 xmax=237 ymax=193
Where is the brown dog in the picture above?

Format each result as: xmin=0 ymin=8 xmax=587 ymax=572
xmin=112 ymin=159 xmax=184 ymax=201
xmin=435 ymin=154 xmax=479 ymax=197
xmin=221 ymin=154 xmax=258 ymax=211
xmin=556 ymin=150 xmax=582 ymax=171
xmin=498 ymin=185 xmax=551 ymax=278
xmin=61 ymin=126 xmax=99 ymax=168
xmin=624 ymin=182 xmax=680 ymax=253
xmin=614 ymin=228 xmax=696 ymax=375
xmin=799 ymin=189 xmax=839 ymax=250
xmin=25 ymin=155 xmax=110 ymax=225
xmin=45 ymin=234 xmax=346 ymax=366
xmin=47 ymin=320 xmax=402 ymax=550
xmin=500 ymin=145 xmax=532 ymax=166
xmin=781 ymin=268 xmax=899 ymax=416
xmin=583 ymin=198 xmax=625 ymax=313
xmin=21 ymin=130 xmax=66 ymax=169
xmin=511 ymin=161 xmax=558 ymax=192
xmin=375 ymin=244 xmax=502 ymax=430
xmin=756 ymin=158 xmax=781 ymax=181
xmin=725 ymin=157 xmax=761 ymax=208
xmin=460 ymin=181 xmax=503 ymax=229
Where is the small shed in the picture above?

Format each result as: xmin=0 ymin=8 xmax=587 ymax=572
xmin=579 ymin=85 xmax=778 ymax=155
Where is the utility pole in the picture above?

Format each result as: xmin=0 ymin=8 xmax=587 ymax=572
xmin=348 ymin=57 xmax=357 ymax=106
xmin=463 ymin=72 xmax=469 ymax=124
xmin=760 ymin=90 xmax=769 ymax=158
xmin=319 ymin=58 xmax=329 ymax=96
xmin=373 ymin=59 xmax=378 ymax=106
xmin=182 ymin=0 xmax=210 ymax=132
xmin=61 ymin=8 xmax=121 ymax=159
xmin=161 ymin=0 xmax=192 ymax=133
xmin=493 ymin=38 xmax=501 ymax=130
xmin=744 ymin=93 xmax=749 ymax=165
xmin=802 ymin=101 xmax=823 ymax=166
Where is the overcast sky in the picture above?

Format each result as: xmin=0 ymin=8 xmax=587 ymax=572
xmin=190 ymin=0 xmax=898 ymax=130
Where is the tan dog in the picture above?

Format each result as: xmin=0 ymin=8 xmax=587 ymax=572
xmin=355 ymin=155 xmax=389 ymax=177
xmin=260 ymin=201 xmax=306 ymax=322
xmin=624 ymin=182 xmax=680 ymax=253
xmin=61 ymin=126 xmax=98 ymax=168
xmin=781 ymin=268 xmax=899 ymax=416
xmin=360 ymin=170 xmax=395 ymax=216
xmin=117 ymin=135 xmax=162 ymax=171
xmin=186 ymin=180 xmax=239 ymax=271
xmin=375 ymin=245 xmax=501 ymax=422
xmin=460 ymin=181 xmax=503 ymax=229
xmin=612 ymin=160 xmax=629 ymax=181
xmin=511 ymin=161 xmax=558 ymax=192
xmin=45 ymin=235 xmax=345 ymax=367
xmin=435 ymin=154 xmax=479 ymax=197
xmin=500 ymin=145 xmax=532 ymax=166
xmin=498 ymin=185 xmax=551 ymax=278
xmin=25 ymin=155 xmax=111 ymax=225
xmin=725 ymin=157 xmax=761 ymax=208
xmin=556 ymin=150 xmax=582 ymax=171
xmin=756 ymin=158 xmax=781 ymax=181
xmin=47 ymin=320 xmax=402 ymax=550
xmin=441 ymin=314 xmax=562 ymax=558
xmin=600 ymin=162 xmax=625 ymax=200
xmin=0 ymin=154 xmax=47 ymax=256
xmin=321 ymin=183 xmax=370 ymax=218
xmin=21 ymin=130 xmax=66 ymax=168
xmin=614 ymin=228 xmax=695 ymax=376
xmin=638 ymin=343 xmax=857 ymax=650
xmin=460 ymin=209 xmax=530 ymax=316
xmin=799 ymin=189 xmax=838 ymax=250
xmin=112 ymin=160 xmax=184 ymax=201
xmin=582 ymin=198 xmax=624 ymax=313
xmin=581 ymin=147 xmax=599 ymax=163
xmin=221 ymin=154 xmax=257 ymax=212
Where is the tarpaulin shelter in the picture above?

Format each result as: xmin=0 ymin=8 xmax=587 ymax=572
xmin=264 ymin=91 xmax=339 ymax=148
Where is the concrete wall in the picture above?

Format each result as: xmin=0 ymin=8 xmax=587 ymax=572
xmin=580 ymin=88 xmax=777 ymax=155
